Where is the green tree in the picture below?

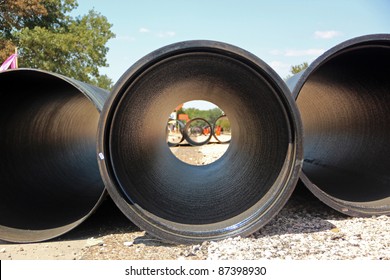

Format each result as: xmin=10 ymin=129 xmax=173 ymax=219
xmin=95 ymin=73 xmax=114 ymax=90
xmin=290 ymin=62 xmax=309 ymax=74
xmin=216 ymin=117 xmax=231 ymax=132
xmin=285 ymin=62 xmax=309 ymax=80
xmin=0 ymin=0 xmax=47 ymax=57
xmin=0 ymin=0 xmax=115 ymax=89
xmin=182 ymin=107 xmax=223 ymax=123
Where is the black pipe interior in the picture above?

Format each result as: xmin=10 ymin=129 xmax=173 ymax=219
xmin=297 ymin=45 xmax=390 ymax=207
xmin=107 ymin=50 xmax=298 ymax=239
xmin=0 ymin=70 xmax=104 ymax=241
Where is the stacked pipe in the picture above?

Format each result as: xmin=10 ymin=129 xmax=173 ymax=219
xmin=287 ymin=34 xmax=390 ymax=217
xmin=0 ymin=69 xmax=108 ymax=243
xmin=0 ymin=34 xmax=388 ymax=245
xmin=167 ymin=115 xmax=231 ymax=147
xmin=97 ymin=40 xmax=303 ymax=243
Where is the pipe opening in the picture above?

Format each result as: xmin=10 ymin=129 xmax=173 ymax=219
xmin=167 ymin=100 xmax=231 ymax=166
xmin=100 ymin=41 xmax=302 ymax=242
xmin=213 ymin=115 xmax=232 ymax=144
xmin=0 ymin=70 xmax=105 ymax=242
xmin=297 ymin=43 xmax=390 ymax=212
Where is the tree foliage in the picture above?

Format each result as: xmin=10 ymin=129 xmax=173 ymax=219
xmin=215 ymin=118 xmax=231 ymax=132
xmin=284 ymin=62 xmax=309 ymax=81
xmin=0 ymin=0 xmax=47 ymax=37
xmin=182 ymin=107 xmax=224 ymax=123
xmin=290 ymin=62 xmax=309 ymax=75
xmin=0 ymin=0 xmax=115 ymax=89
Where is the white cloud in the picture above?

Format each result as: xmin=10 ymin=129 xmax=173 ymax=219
xmin=139 ymin=27 xmax=151 ymax=33
xmin=285 ymin=48 xmax=325 ymax=57
xmin=269 ymin=61 xmax=290 ymax=76
xmin=269 ymin=49 xmax=282 ymax=55
xmin=116 ymin=35 xmax=136 ymax=42
xmin=157 ymin=31 xmax=176 ymax=38
xmin=138 ymin=28 xmax=176 ymax=38
xmin=314 ymin=30 xmax=342 ymax=39
xmin=270 ymin=49 xmax=325 ymax=57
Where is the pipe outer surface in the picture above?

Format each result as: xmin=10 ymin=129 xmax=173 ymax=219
xmin=287 ymin=34 xmax=390 ymax=217
xmin=98 ymin=40 xmax=303 ymax=243
xmin=0 ymin=68 xmax=108 ymax=243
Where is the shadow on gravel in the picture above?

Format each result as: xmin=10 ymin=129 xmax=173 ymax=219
xmin=253 ymin=183 xmax=348 ymax=238
xmin=56 ymin=197 xmax=139 ymax=242
xmin=0 ymin=197 xmax=136 ymax=245
xmin=128 ymin=184 xmax=348 ymax=247
xmin=133 ymin=234 xmax=176 ymax=247
xmin=2 ymin=182 xmax=349 ymax=245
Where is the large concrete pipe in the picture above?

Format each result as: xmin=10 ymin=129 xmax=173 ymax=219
xmin=287 ymin=34 xmax=390 ymax=217
xmin=0 ymin=69 xmax=108 ymax=243
xmin=183 ymin=117 xmax=213 ymax=146
xmin=98 ymin=40 xmax=303 ymax=243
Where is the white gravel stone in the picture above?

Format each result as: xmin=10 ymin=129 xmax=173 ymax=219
xmin=206 ymin=195 xmax=390 ymax=260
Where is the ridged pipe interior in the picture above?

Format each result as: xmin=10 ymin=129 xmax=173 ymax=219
xmin=99 ymin=41 xmax=302 ymax=243
xmin=296 ymin=41 xmax=390 ymax=215
xmin=0 ymin=70 xmax=105 ymax=242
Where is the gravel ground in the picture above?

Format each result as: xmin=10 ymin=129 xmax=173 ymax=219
xmin=80 ymin=144 xmax=390 ymax=260
xmin=1 ymin=144 xmax=389 ymax=260
xmin=207 ymin=194 xmax=390 ymax=260
xmin=170 ymin=141 xmax=229 ymax=165
xmin=77 ymin=188 xmax=390 ymax=260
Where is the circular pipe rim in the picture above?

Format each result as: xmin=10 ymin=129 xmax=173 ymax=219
xmin=289 ymin=34 xmax=390 ymax=217
xmin=183 ymin=117 xmax=213 ymax=146
xmin=97 ymin=40 xmax=303 ymax=243
xmin=167 ymin=119 xmax=185 ymax=147
xmin=212 ymin=115 xmax=232 ymax=144
xmin=0 ymin=68 xmax=108 ymax=243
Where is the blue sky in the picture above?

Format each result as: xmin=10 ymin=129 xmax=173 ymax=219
xmin=74 ymin=0 xmax=389 ymax=94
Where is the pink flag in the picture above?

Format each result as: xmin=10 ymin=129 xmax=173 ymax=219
xmin=0 ymin=54 xmax=18 ymax=72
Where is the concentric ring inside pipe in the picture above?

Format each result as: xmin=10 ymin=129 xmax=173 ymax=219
xmin=293 ymin=35 xmax=390 ymax=216
xmin=0 ymin=69 xmax=107 ymax=242
xmin=99 ymin=41 xmax=302 ymax=243
xmin=184 ymin=117 xmax=212 ymax=146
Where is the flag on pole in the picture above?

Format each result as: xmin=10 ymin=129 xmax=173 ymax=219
xmin=0 ymin=51 xmax=18 ymax=72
